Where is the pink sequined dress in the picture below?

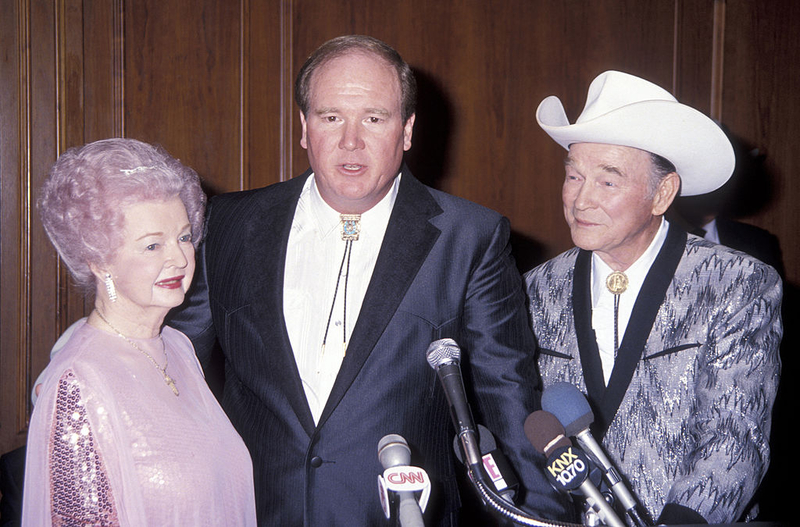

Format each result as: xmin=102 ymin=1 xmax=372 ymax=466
xmin=22 ymin=321 xmax=257 ymax=526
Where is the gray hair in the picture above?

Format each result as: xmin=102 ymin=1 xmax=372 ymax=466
xmin=38 ymin=138 xmax=206 ymax=293
xmin=648 ymin=151 xmax=677 ymax=196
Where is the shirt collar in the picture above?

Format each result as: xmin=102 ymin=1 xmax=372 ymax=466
xmin=303 ymin=172 xmax=402 ymax=240
xmin=700 ymin=217 xmax=720 ymax=243
xmin=591 ymin=217 xmax=669 ymax=306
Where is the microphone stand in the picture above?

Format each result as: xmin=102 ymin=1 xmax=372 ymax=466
xmin=462 ymin=460 xmax=580 ymax=527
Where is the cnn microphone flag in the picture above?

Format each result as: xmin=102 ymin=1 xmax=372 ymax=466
xmin=377 ymin=465 xmax=431 ymax=519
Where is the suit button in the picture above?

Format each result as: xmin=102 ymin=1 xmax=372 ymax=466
xmin=310 ymin=456 xmax=323 ymax=468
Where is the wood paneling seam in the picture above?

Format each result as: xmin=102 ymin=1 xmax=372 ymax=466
xmin=17 ymin=0 xmax=32 ymax=433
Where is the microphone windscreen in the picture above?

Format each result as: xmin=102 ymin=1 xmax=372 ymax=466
xmin=524 ymin=410 xmax=572 ymax=456
xmin=541 ymin=382 xmax=594 ymax=436
xmin=426 ymin=338 xmax=460 ymax=368
xmin=379 ymin=434 xmax=411 ymax=468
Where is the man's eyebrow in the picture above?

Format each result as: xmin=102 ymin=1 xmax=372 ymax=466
xmin=564 ymin=156 xmax=626 ymax=177
xmin=365 ymin=107 xmax=391 ymax=116
xmin=600 ymin=164 xmax=625 ymax=177
xmin=313 ymin=106 xmax=392 ymax=116
xmin=563 ymin=156 xmax=582 ymax=171
xmin=314 ymin=106 xmax=338 ymax=115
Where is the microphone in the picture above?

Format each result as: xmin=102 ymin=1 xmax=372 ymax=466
xmin=542 ymin=383 xmax=651 ymax=526
xmin=525 ymin=411 xmax=626 ymax=527
xmin=425 ymin=338 xmax=482 ymax=467
xmin=378 ymin=434 xmax=429 ymax=527
xmin=452 ymin=424 xmax=520 ymax=504
xmin=428 ymin=341 xmax=585 ymax=526
xmin=427 ymin=341 xmax=585 ymax=526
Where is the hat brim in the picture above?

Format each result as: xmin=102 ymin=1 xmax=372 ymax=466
xmin=536 ymin=95 xmax=735 ymax=196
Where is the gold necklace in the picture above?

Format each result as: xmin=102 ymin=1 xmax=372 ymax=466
xmin=94 ymin=310 xmax=179 ymax=396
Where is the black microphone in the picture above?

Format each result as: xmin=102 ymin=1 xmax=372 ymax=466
xmin=525 ymin=411 xmax=626 ymax=527
xmin=452 ymin=424 xmax=520 ymax=504
xmin=428 ymin=341 xmax=584 ymax=527
xmin=426 ymin=338 xmax=482 ymax=467
xmin=378 ymin=434 xmax=426 ymax=527
xmin=542 ymin=383 xmax=651 ymax=526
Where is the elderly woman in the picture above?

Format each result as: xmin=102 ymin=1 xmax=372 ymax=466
xmin=22 ymin=138 xmax=256 ymax=525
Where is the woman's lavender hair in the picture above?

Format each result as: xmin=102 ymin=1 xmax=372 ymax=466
xmin=38 ymin=138 xmax=206 ymax=292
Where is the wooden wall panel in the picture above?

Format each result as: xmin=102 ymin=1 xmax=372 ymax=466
xmin=83 ymin=0 xmax=124 ymax=141
xmin=0 ymin=0 xmax=279 ymax=457
xmin=673 ymin=0 xmax=716 ymax=113
xmin=27 ymin=0 xmax=58 ymax=428
xmin=123 ymin=0 xmax=244 ymax=195
xmin=119 ymin=0 xmax=287 ymax=194
xmin=0 ymin=0 xmax=28 ymax=453
xmin=244 ymin=0 xmax=289 ymax=189
xmin=0 ymin=0 xmax=62 ymax=453
xmin=722 ymin=1 xmax=800 ymax=283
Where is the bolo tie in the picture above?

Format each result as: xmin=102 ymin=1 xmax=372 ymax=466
xmin=321 ymin=214 xmax=361 ymax=359
xmin=605 ymin=270 xmax=628 ymax=355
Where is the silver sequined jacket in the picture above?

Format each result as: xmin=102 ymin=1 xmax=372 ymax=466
xmin=524 ymin=226 xmax=782 ymax=524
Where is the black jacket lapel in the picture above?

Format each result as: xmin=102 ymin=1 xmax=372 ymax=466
xmin=317 ymin=168 xmax=443 ymax=428
xmin=247 ymin=171 xmax=317 ymax=434
xmin=574 ymin=249 xmax=607 ymax=411
xmin=595 ymin=226 xmax=687 ymax=438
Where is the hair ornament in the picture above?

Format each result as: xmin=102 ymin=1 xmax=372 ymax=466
xmin=120 ymin=165 xmax=159 ymax=175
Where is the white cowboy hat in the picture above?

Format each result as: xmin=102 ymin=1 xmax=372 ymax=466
xmin=536 ymin=70 xmax=734 ymax=196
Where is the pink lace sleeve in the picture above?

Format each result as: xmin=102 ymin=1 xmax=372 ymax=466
xmin=49 ymin=370 xmax=119 ymax=526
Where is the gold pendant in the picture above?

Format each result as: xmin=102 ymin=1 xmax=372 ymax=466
xmin=164 ymin=374 xmax=179 ymax=396
xmin=606 ymin=271 xmax=629 ymax=295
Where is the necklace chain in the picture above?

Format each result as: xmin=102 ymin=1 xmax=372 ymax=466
xmin=94 ymin=310 xmax=179 ymax=396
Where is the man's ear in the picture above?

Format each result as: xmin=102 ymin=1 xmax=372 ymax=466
xmin=299 ymin=111 xmax=309 ymax=150
xmin=652 ymin=172 xmax=681 ymax=216
xmin=402 ymin=113 xmax=415 ymax=152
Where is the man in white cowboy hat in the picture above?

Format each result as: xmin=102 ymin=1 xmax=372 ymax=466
xmin=525 ymin=71 xmax=782 ymax=524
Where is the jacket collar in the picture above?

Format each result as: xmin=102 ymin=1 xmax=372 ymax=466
xmin=316 ymin=166 xmax=443 ymax=428
xmin=573 ymin=224 xmax=687 ymax=439
xmin=246 ymin=166 xmax=443 ymax=434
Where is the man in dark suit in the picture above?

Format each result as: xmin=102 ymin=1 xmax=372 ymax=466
xmin=170 ymin=35 xmax=566 ymax=525
xmin=670 ymin=193 xmax=785 ymax=277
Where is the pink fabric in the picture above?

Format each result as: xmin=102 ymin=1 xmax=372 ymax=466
xmin=22 ymin=321 xmax=256 ymax=526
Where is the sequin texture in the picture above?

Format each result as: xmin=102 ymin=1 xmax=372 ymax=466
xmin=525 ymin=234 xmax=782 ymax=524
xmin=49 ymin=371 xmax=118 ymax=525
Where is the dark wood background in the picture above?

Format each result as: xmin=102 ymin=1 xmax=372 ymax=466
xmin=2 ymin=0 xmax=797 ymax=520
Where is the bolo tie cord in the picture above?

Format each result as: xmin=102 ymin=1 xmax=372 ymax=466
xmin=605 ymin=270 xmax=628 ymax=358
xmin=321 ymin=238 xmax=353 ymax=357
xmin=613 ymin=293 xmax=620 ymax=356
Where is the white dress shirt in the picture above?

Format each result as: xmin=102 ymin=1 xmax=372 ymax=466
xmin=591 ymin=218 xmax=669 ymax=384
xmin=284 ymin=174 xmax=399 ymax=423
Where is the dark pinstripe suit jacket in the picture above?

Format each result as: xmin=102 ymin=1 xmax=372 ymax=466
xmin=170 ymin=167 xmax=568 ymax=525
